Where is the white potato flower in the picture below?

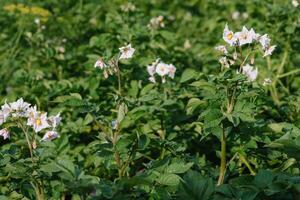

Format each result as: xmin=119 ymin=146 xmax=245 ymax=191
xmin=48 ymin=113 xmax=61 ymax=128
xmin=1 ymin=102 xmax=11 ymax=121
xmin=10 ymin=98 xmax=31 ymax=117
xmin=232 ymin=11 xmax=240 ymax=20
xmin=223 ymin=24 xmax=237 ymax=46
xmin=27 ymin=112 xmax=50 ymax=133
xmin=155 ymin=62 xmax=170 ymax=76
xmin=146 ymin=59 xmax=175 ymax=83
xmin=259 ymin=34 xmax=271 ymax=50
xmin=242 ymin=12 xmax=249 ymax=19
xmin=263 ymin=45 xmax=276 ymax=57
xmin=41 ymin=131 xmax=59 ymax=142
xmin=149 ymin=76 xmax=156 ymax=83
xmin=120 ymin=2 xmax=136 ymax=12
xmin=292 ymin=0 xmax=299 ymax=7
xmin=94 ymin=59 xmax=107 ymax=69
xmin=249 ymin=28 xmax=260 ymax=41
xmin=148 ymin=15 xmax=165 ymax=29
xmin=242 ymin=64 xmax=258 ymax=81
xmin=215 ymin=45 xmax=228 ymax=54
xmin=34 ymin=18 xmax=40 ymax=25
xmin=0 ymin=128 xmax=10 ymax=140
xmin=147 ymin=65 xmax=156 ymax=76
xmin=119 ymin=44 xmax=135 ymax=59
xmin=167 ymin=64 xmax=176 ymax=79
xmin=219 ymin=56 xmax=230 ymax=68
xmin=235 ymin=26 xmax=253 ymax=46
xmin=26 ymin=106 xmax=37 ymax=118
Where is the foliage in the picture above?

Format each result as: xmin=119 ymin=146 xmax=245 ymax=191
xmin=0 ymin=0 xmax=300 ymax=199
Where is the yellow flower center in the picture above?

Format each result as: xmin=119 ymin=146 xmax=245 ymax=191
xmin=227 ymin=32 xmax=233 ymax=40
xmin=36 ymin=118 xmax=42 ymax=126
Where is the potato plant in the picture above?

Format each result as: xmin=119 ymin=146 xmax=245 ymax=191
xmin=0 ymin=1 xmax=300 ymax=200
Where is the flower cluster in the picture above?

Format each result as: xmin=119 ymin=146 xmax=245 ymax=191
xmin=231 ymin=11 xmax=249 ymax=20
xmin=292 ymin=0 xmax=299 ymax=7
xmin=120 ymin=2 xmax=136 ymax=12
xmin=216 ymin=24 xmax=276 ymax=82
xmin=146 ymin=59 xmax=176 ymax=83
xmin=94 ymin=44 xmax=135 ymax=78
xmin=0 ymin=98 xmax=61 ymax=141
xmin=147 ymin=16 xmax=165 ymax=30
xmin=222 ymin=24 xmax=276 ymax=57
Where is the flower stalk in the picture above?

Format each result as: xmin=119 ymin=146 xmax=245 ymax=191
xmin=217 ymin=128 xmax=226 ymax=186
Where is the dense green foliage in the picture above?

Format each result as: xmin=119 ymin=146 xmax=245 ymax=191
xmin=0 ymin=0 xmax=300 ymax=199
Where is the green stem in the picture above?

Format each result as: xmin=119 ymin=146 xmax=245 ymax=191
xmin=116 ymin=66 xmax=122 ymax=96
xmin=19 ymin=121 xmax=45 ymax=199
xmin=239 ymin=153 xmax=256 ymax=175
xmin=277 ymin=68 xmax=300 ymax=78
xmin=217 ymin=128 xmax=226 ymax=186
xmin=18 ymin=121 xmax=34 ymax=163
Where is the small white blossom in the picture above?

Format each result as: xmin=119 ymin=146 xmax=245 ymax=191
xmin=215 ymin=45 xmax=228 ymax=54
xmin=235 ymin=26 xmax=253 ymax=46
xmin=242 ymin=64 xmax=258 ymax=81
xmin=120 ymin=2 xmax=136 ymax=12
xmin=219 ymin=57 xmax=230 ymax=68
xmin=26 ymin=106 xmax=37 ymax=119
xmin=94 ymin=59 xmax=107 ymax=69
xmin=184 ymin=39 xmax=192 ymax=49
xmin=232 ymin=11 xmax=240 ymax=20
xmin=149 ymin=76 xmax=156 ymax=83
xmin=32 ymin=141 xmax=37 ymax=149
xmin=223 ymin=24 xmax=237 ymax=46
xmin=27 ymin=112 xmax=50 ymax=133
xmin=119 ymin=44 xmax=135 ymax=59
xmin=242 ymin=12 xmax=249 ymax=19
xmin=148 ymin=15 xmax=165 ymax=29
xmin=0 ymin=128 xmax=10 ymax=140
xmin=41 ymin=131 xmax=59 ymax=142
xmin=48 ymin=113 xmax=61 ymax=128
xmin=249 ymin=28 xmax=260 ymax=41
xmin=147 ymin=65 xmax=156 ymax=76
xmin=34 ymin=18 xmax=40 ymax=25
xmin=167 ymin=64 xmax=176 ymax=79
xmin=1 ymin=102 xmax=11 ymax=121
xmin=146 ymin=59 xmax=175 ymax=83
xmin=233 ymin=51 xmax=238 ymax=60
xmin=155 ymin=63 xmax=170 ymax=76
xmin=259 ymin=34 xmax=271 ymax=50
xmin=263 ymin=45 xmax=276 ymax=57
xmin=292 ymin=0 xmax=299 ymax=7
xmin=10 ymin=98 xmax=30 ymax=117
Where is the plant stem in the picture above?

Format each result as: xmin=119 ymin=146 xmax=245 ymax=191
xmin=217 ymin=128 xmax=226 ymax=186
xmin=18 ymin=121 xmax=34 ymax=163
xmin=19 ymin=121 xmax=45 ymax=200
xmin=239 ymin=153 xmax=256 ymax=175
xmin=116 ymin=67 xmax=122 ymax=96
xmin=277 ymin=68 xmax=300 ymax=78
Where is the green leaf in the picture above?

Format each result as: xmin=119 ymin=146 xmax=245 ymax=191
xmin=138 ymin=134 xmax=150 ymax=150
xmin=165 ymin=162 xmax=193 ymax=174
xmin=180 ymin=68 xmax=197 ymax=83
xmin=254 ymin=170 xmax=274 ymax=188
xmin=178 ymin=170 xmax=214 ymax=200
xmin=117 ymin=103 xmax=128 ymax=124
xmin=186 ymin=98 xmax=206 ymax=115
xmin=156 ymin=173 xmax=181 ymax=186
